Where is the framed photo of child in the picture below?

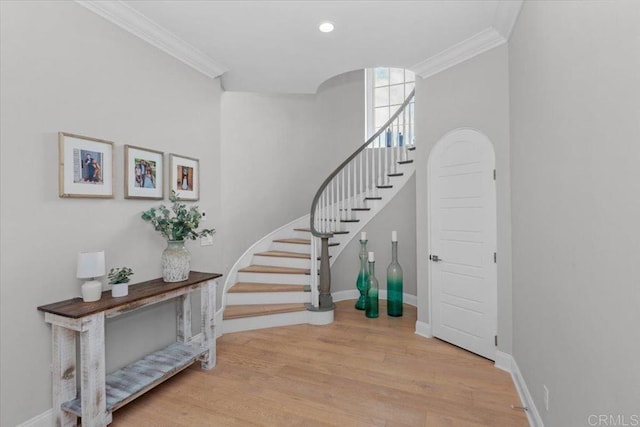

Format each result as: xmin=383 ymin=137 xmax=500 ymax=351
xmin=169 ymin=154 xmax=199 ymax=201
xmin=124 ymin=145 xmax=164 ymax=200
xmin=58 ymin=132 xmax=114 ymax=198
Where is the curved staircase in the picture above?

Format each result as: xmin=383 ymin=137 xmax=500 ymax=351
xmin=219 ymin=89 xmax=415 ymax=335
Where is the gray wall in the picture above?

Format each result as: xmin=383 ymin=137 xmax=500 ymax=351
xmin=219 ymin=71 xmax=365 ymax=271
xmin=0 ymin=2 xmax=223 ymax=425
xmin=331 ymin=176 xmax=417 ymax=296
xmin=509 ymin=1 xmax=640 ymax=424
xmin=414 ymin=44 xmax=513 ymax=353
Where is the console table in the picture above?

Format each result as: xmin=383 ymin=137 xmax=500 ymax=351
xmin=37 ymin=271 xmax=221 ymax=427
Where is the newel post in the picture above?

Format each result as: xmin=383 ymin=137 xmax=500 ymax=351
xmin=318 ymin=236 xmax=335 ymax=310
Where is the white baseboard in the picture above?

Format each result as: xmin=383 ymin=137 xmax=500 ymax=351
xmin=414 ymin=320 xmax=432 ymax=338
xmin=222 ymin=310 xmax=309 ymax=334
xmin=510 ymin=357 xmax=544 ymax=427
xmin=331 ymin=289 xmax=360 ymax=302
xmin=331 ymin=290 xmax=417 ymax=307
xmin=17 ymin=409 xmax=53 ymax=427
xmin=494 ymin=350 xmax=513 ymax=373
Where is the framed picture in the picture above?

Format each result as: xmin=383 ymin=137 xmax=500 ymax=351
xmin=58 ymin=132 xmax=114 ymax=198
xmin=169 ymin=154 xmax=199 ymax=201
xmin=124 ymin=145 xmax=164 ymax=199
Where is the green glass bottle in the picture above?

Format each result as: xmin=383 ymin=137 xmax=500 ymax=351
xmin=387 ymin=231 xmax=403 ymax=317
xmin=365 ymin=251 xmax=379 ymax=318
xmin=355 ymin=235 xmax=368 ymax=310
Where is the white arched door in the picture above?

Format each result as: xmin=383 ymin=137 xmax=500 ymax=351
xmin=428 ymin=129 xmax=497 ymax=360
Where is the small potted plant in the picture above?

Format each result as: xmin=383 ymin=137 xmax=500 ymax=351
xmin=108 ymin=267 xmax=134 ymax=297
xmin=141 ymin=191 xmax=215 ymax=282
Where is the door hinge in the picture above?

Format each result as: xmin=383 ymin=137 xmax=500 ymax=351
xmin=493 ymin=169 xmax=496 ymax=180
xmin=494 ymin=252 xmax=497 ymax=263
xmin=495 ymin=335 xmax=498 ymax=346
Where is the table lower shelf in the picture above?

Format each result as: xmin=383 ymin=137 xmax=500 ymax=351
xmin=62 ymin=342 xmax=207 ymax=416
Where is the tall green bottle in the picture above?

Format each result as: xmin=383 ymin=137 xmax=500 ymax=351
xmin=387 ymin=230 xmax=403 ymax=317
xmin=365 ymin=251 xmax=379 ymax=318
xmin=355 ymin=234 xmax=368 ymax=310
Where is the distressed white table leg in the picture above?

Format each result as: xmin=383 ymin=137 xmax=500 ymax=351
xmin=200 ymin=279 xmax=216 ymax=369
xmin=52 ymin=324 xmax=77 ymax=427
xmin=80 ymin=313 xmax=107 ymax=427
xmin=177 ymin=292 xmax=192 ymax=343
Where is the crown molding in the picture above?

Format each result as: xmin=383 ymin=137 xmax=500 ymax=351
xmin=412 ymin=27 xmax=506 ymax=79
xmin=75 ymin=0 xmax=227 ymax=79
xmin=412 ymin=0 xmax=522 ymax=80
xmin=492 ymin=0 xmax=523 ymax=40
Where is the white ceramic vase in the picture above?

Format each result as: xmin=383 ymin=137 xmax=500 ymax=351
xmin=161 ymin=240 xmax=190 ymax=282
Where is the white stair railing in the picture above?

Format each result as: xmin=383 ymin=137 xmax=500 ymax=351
xmin=309 ymin=90 xmax=415 ymax=311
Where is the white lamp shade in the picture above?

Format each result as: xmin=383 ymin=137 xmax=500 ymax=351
xmin=77 ymin=251 xmax=106 ymax=279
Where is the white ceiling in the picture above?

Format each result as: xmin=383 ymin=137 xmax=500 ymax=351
xmin=79 ymin=1 xmax=522 ymax=94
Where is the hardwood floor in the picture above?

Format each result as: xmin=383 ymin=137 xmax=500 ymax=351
xmin=112 ymin=301 xmax=528 ymax=426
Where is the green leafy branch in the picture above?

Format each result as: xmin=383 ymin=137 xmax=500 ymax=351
xmin=141 ymin=191 xmax=216 ymax=241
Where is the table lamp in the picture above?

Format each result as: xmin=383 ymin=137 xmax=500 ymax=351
xmin=77 ymin=251 xmax=105 ymax=302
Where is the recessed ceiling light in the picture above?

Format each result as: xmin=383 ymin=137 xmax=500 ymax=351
xmin=319 ymin=22 xmax=334 ymax=33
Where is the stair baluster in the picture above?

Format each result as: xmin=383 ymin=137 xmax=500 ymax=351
xmin=309 ymin=89 xmax=415 ymax=310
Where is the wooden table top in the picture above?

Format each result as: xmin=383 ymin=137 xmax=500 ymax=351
xmin=37 ymin=271 xmax=222 ymax=319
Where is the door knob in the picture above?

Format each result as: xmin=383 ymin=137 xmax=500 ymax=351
xmin=429 ymin=254 xmax=441 ymax=262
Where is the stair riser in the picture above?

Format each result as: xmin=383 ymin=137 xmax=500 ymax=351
xmin=226 ymin=292 xmax=310 ymax=305
xmin=236 ymin=272 xmax=310 ymax=285
xmin=222 ymin=310 xmax=310 ymax=334
xmin=270 ymin=242 xmax=311 ymax=253
xmin=290 ymin=230 xmax=312 ymax=239
xmin=270 ymin=242 xmax=339 ymax=254
xmin=252 ymin=255 xmax=310 ymax=269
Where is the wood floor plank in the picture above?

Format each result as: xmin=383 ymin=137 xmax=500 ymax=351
xmin=111 ymin=300 xmax=528 ymax=427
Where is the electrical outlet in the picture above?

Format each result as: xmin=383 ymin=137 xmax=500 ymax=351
xmin=543 ymin=385 xmax=549 ymax=411
xmin=200 ymin=234 xmax=214 ymax=246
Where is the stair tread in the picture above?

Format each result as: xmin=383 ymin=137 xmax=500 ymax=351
xmin=224 ymin=303 xmax=307 ymax=320
xmin=238 ymin=265 xmax=310 ymax=275
xmin=408 ymin=146 xmax=416 ymax=151
xmin=255 ymin=250 xmax=310 ymax=259
xmin=293 ymin=228 xmax=311 ymax=232
xmin=398 ymin=159 xmax=414 ymax=164
xmin=273 ymin=238 xmax=311 ymax=245
xmin=388 ymin=172 xmax=404 ymax=177
xmin=377 ymin=185 xmax=393 ymax=189
xmin=340 ymin=207 xmax=370 ymax=211
xmin=229 ymin=283 xmax=307 ymax=293
xmin=365 ymin=196 xmax=383 ymax=200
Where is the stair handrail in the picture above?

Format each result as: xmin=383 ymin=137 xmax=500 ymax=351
xmin=309 ymin=89 xmax=415 ymax=238
xmin=308 ymin=89 xmax=415 ymax=310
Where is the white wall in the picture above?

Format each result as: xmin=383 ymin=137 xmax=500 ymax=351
xmin=220 ymin=69 xmax=419 ymax=301
xmin=0 ymin=2 xmax=223 ymax=425
xmin=331 ymin=176 xmax=417 ymax=296
xmin=414 ymin=45 xmax=513 ymax=353
xmin=509 ymin=1 xmax=640 ymax=424
xmin=219 ymin=71 xmax=365 ymax=271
